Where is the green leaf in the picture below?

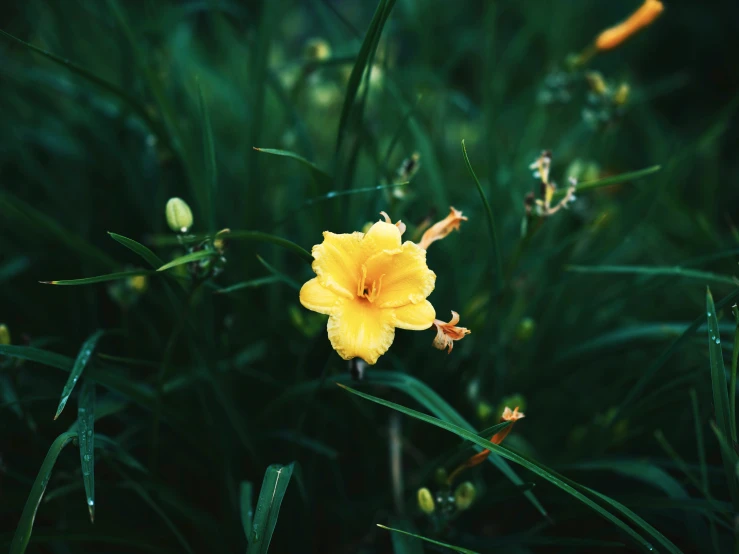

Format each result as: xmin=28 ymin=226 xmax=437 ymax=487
xmin=157 ymin=251 xmax=219 ymax=272
xmin=216 ymin=276 xmax=282 ymax=294
xmin=256 ymin=255 xmax=301 ymax=290
xmin=54 ymin=330 xmax=105 ymax=420
xmin=78 ymin=381 xmax=96 ymax=522
xmin=10 ymin=431 xmax=78 ymax=554
xmin=462 ymin=140 xmax=502 ymax=295
xmin=567 ymin=264 xmax=736 ymax=287
xmin=552 ymin=165 xmax=662 ymax=201
xmin=198 ymin=81 xmax=217 ymax=231
xmin=247 ymin=463 xmax=295 ymax=554
xmin=108 ymin=232 xmax=165 ymax=268
xmin=706 ymin=287 xmax=739 ymax=508
xmin=339 ymin=384 xmax=681 ymax=553
xmin=731 ymin=305 xmax=739 ymax=444
xmin=241 ymin=481 xmax=254 ymax=543
xmin=378 ymin=525 xmax=479 ymax=554
xmin=253 ymin=147 xmax=332 ymax=187
xmin=40 ymin=270 xmax=153 ymax=286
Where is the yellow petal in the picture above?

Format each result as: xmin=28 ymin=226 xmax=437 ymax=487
xmin=362 ymin=220 xmax=402 ymax=253
xmin=299 ymin=278 xmax=342 ymax=315
xmin=392 ymin=300 xmax=436 ymax=330
xmin=327 ymin=299 xmax=395 ymax=365
xmin=366 ymin=242 xmax=436 ymax=308
xmin=311 ymin=231 xmax=364 ymax=298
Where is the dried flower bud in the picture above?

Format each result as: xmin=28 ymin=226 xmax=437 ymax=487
xmin=165 ymin=197 xmax=193 ymax=233
xmin=0 ymin=324 xmax=10 ymax=345
xmin=418 ymin=207 xmax=468 ymax=250
xmin=432 ymin=311 xmax=471 ymax=353
xmin=417 ymin=487 xmax=435 ymax=514
xmin=454 ymin=481 xmax=476 ymax=511
xmin=595 ymin=0 xmax=664 ymax=51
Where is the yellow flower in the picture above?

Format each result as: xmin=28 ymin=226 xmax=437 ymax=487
xmin=595 ymin=0 xmax=664 ymax=51
xmin=300 ymin=214 xmax=436 ymax=365
xmin=418 ymin=207 xmax=468 ymax=250
xmin=432 ymin=311 xmax=471 ymax=353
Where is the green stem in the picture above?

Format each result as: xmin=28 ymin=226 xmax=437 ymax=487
xmin=731 ymin=305 xmax=739 ymax=443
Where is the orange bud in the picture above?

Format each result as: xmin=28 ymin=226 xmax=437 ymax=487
xmin=595 ymin=0 xmax=664 ymax=51
xmin=418 ymin=207 xmax=468 ymax=250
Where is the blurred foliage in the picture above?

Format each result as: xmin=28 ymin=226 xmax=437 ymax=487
xmin=1 ymin=0 xmax=739 ymax=552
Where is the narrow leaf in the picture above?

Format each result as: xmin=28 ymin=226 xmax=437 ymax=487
xmin=254 ymin=147 xmax=332 ymax=186
xmin=378 ymin=525 xmax=479 ymax=554
xmin=240 ymin=481 xmax=254 ymax=543
xmin=552 ymin=165 xmax=662 ymax=201
xmin=256 ymin=255 xmax=301 ymax=290
xmin=247 ymin=463 xmax=295 ymax=554
xmin=55 ymin=330 xmax=104 ymax=420
xmin=41 ymin=270 xmax=153 ymax=286
xmin=567 ymin=264 xmax=736 ymax=287
xmin=216 ymin=276 xmax=282 ymax=294
xmin=157 ymin=251 xmax=219 ymax=272
xmin=108 ymin=232 xmax=164 ymax=268
xmin=78 ymin=381 xmax=96 ymax=522
xmin=198 ymin=82 xmax=217 ymax=231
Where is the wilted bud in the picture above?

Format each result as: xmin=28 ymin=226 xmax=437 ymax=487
xmin=595 ymin=0 xmax=664 ymax=51
xmin=418 ymin=207 xmax=468 ymax=250
xmin=432 ymin=311 xmax=471 ymax=353
xmin=454 ymin=481 xmax=476 ymax=511
xmin=304 ymin=38 xmax=331 ymax=61
xmin=417 ymin=487 xmax=435 ymax=514
xmin=585 ymin=72 xmax=608 ymax=95
xmin=614 ymin=83 xmax=630 ymax=105
xmin=0 ymin=324 xmax=10 ymax=345
xmin=165 ymin=197 xmax=193 ymax=233
xmin=515 ymin=317 xmax=536 ymax=341
xmin=213 ymin=228 xmax=231 ymax=253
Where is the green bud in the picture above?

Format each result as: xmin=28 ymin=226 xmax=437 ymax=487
xmin=454 ymin=481 xmax=476 ymax=511
xmin=0 ymin=324 xmax=10 ymax=345
xmin=434 ymin=468 xmax=448 ymax=485
xmin=165 ymin=197 xmax=193 ymax=233
xmin=515 ymin=317 xmax=536 ymax=341
xmin=417 ymin=487 xmax=435 ymax=514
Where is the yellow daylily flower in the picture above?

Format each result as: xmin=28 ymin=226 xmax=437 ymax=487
xmin=300 ymin=214 xmax=436 ymax=365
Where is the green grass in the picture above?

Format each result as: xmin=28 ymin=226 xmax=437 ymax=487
xmin=1 ymin=0 xmax=738 ymax=553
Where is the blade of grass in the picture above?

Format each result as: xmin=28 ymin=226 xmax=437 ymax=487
xmin=378 ymin=525 xmax=479 ymax=554
xmin=54 ymin=330 xmax=104 ymax=420
xmin=552 ymin=165 xmax=662 ymax=201
xmin=77 ymin=381 xmax=96 ymax=522
xmin=566 ymin=265 xmax=736 ymax=287
xmin=108 ymin=232 xmax=164 ymax=268
xmin=256 ymin=255 xmax=300 ymax=290
xmin=253 ymin=147 xmax=332 ymax=187
xmin=157 ymin=251 xmax=219 ymax=272
xmin=40 ymin=270 xmax=153 ymax=286
xmin=10 ymin=431 xmax=78 ymax=554
xmin=246 ymin=463 xmax=295 ymax=554
xmin=240 ymin=481 xmax=254 ymax=544
xmin=197 ymin=81 xmax=217 ymax=232
xmin=731 ymin=306 xmax=739 ymax=443
xmin=462 ymin=140 xmax=502 ymax=295
xmin=706 ymin=288 xmax=739 ymax=508
xmin=339 ymin=384 xmax=680 ymax=553
xmin=216 ymin=276 xmax=282 ymax=294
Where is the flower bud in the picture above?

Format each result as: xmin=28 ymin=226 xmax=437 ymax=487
xmin=165 ymin=197 xmax=193 ymax=233
xmin=0 ymin=324 xmax=10 ymax=345
xmin=515 ymin=317 xmax=536 ymax=341
xmin=614 ymin=83 xmax=630 ymax=105
xmin=304 ymin=38 xmax=331 ymax=61
xmin=417 ymin=487 xmax=435 ymax=514
xmin=127 ymin=275 xmax=148 ymax=293
xmin=454 ymin=481 xmax=476 ymax=511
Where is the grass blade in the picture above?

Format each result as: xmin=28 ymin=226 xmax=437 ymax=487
xmin=247 ymin=462 xmax=295 ymax=554
xmin=378 ymin=525 xmax=479 ymax=554
xmin=339 ymin=384 xmax=680 ymax=553
xmin=198 ymin=81 xmax=217 ymax=231
xmin=10 ymin=431 xmax=78 ymax=554
xmin=157 ymin=251 xmax=219 ymax=272
xmin=108 ymin=232 xmax=164 ymax=268
xmin=40 ymin=270 xmax=153 ymax=286
xmin=462 ymin=140 xmax=502 ymax=295
xmin=256 ymin=255 xmax=301 ymax=290
xmin=215 ymin=276 xmax=282 ymax=294
xmin=552 ymin=165 xmax=662 ymax=201
xmin=707 ymin=288 xmax=739 ymax=510
xmin=55 ymin=330 xmax=104 ymax=420
xmin=78 ymin=381 xmax=96 ymax=522
xmin=253 ymin=147 xmax=332 ymax=187
xmin=731 ymin=306 xmax=739 ymax=443
xmin=567 ymin=265 xmax=736 ymax=287
xmin=241 ymin=481 xmax=254 ymax=543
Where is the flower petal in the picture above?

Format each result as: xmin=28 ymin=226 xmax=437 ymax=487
xmin=327 ymin=299 xmax=395 ymax=365
xmin=391 ymin=300 xmax=436 ymax=330
xmin=300 ymin=278 xmax=342 ymax=315
xmin=366 ymin=242 xmax=436 ymax=308
xmin=311 ymin=231 xmax=364 ymax=298
xmin=362 ymin=221 xmax=402 ymax=254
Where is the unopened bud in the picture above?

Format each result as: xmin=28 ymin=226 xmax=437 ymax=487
xmin=304 ymin=38 xmax=331 ymax=61
xmin=454 ymin=481 xmax=476 ymax=511
xmin=128 ymin=275 xmax=148 ymax=293
xmin=515 ymin=317 xmax=536 ymax=341
xmin=165 ymin=197 xmax=193 ymax=233
xmin=417 ymin=487 xmax=435 ymax=514
xmin=0 ymin=324 xmax=10 ymax=345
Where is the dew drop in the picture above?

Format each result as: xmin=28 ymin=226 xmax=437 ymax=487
xmin=87 ymin=498 xmax=94 ymax=506
xmin=87 ymin=430 xmax=92 ymax=437
xmin=84 ymin=454 xmax=91 ymax=462
xmin=708 ymin=312 xmax=712 ymax=317
xmin=716 ymin=337 xmax=721 ymax=344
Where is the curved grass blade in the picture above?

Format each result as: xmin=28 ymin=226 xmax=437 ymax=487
xmin=0 ymin=30 xmax=164 ymax=144
xmin=157 ymin=251 xmax=219 ymax=272
xmin=253 ymin=147 xmax=332 ymax=187
xmin=108 ymin=232 xmax=164 ymax=268
xmin=339 ymin=384 xmax=679 ymax=553
xmin=257 ymin=255 xmax=300 ymax=290
xmin=55 ymin=330 xmax=104 ymax=420
xmin=241 ymin=481 xmax=254 ymax=543
xmin=40 ymin=270 xmax=153 ymax=286
xmin=567 ymin=265 xmax=736 ymax=287
xmin=0 ymin=256 xmax=31 ymax=284
xmin=462 ymin=140 xmax=502 ymax=295
xmin=198 ymin=81 xmax=217 ymax=231
xmin=247 ymin=462 xmax=295 ymax=554
xmin=216 ymin=276 xmax=281 ymax=294
xmin=706 ymin=288 xmax=739 ymax=509
xmin=78 ymin=381 xmax=96 ymax=522
xmin=10 ymin=431 xmax=77 ymax=554
xmin=378 ymin=525 xmax=478 ymax=554
xmin=553 ymin=165 xmax=662 ymax=201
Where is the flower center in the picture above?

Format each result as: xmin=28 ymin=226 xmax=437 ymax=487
xmin=356 ymin=265 xmax=384 ymax=303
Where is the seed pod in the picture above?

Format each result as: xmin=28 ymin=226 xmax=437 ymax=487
xmin=417 ymin=487 xmax=435 ymax=514
xmin=454 ymin=481 xmax=476 ymax=511
xmin=165 ymin=197 xmax=194 ymax=233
